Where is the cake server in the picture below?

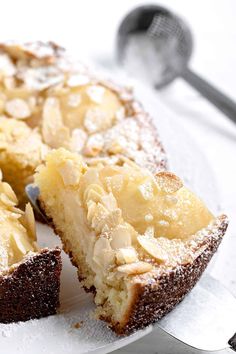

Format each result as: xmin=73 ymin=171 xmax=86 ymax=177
xmin=116 ymin=5 xmax=236 ymax=123
xmin=26 ymin=183 xmax=236 ymax=352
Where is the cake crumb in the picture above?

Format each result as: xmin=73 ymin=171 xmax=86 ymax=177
xmin=72 ymin=321 xmax=83 ymax=329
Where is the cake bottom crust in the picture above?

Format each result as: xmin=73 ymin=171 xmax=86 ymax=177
xmin=0 ymin=248 xmax=61 ymax=324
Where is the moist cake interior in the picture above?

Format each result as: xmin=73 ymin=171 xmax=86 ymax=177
xmin=35 ymin=148 xmax=215 ymax=329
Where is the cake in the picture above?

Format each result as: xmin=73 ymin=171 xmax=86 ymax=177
xmin=0 ymin=172 xmax=61 ymax=323
xmin=0 ymin=41 xmax=166 ymax=206
xmin=34 ymin=148 xmax=228 ymax=334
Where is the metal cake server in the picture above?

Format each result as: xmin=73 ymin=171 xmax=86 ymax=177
xmin=26 ymin=184 xmax=236 ymax=352
xmin=116 ymin=5 xmax=236 ymax=123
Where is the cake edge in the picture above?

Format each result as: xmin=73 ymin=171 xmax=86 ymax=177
xmin=0 ymin=247 xmax=62 ymax=324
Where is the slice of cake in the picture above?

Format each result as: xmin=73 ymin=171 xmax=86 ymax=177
xmin=0 ymin=41 xmax=166 ymax=206
xmin=34 ymin=148 xmax=228 ymax=335
xmin=0 ymin=172 xmax=61 ymax=323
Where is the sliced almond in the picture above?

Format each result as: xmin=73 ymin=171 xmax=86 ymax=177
xmin=96 ymin=209 xmax=122 ymax=233
xmin=137 ymin=235 xmax=168 ymax=263
xmin=100 ymin=193 xmax=117 ymax=211
xmin=5 ymin=98 xmax=31 ymax=119
xmin=138 ymin=180 xmax=154 ymax=201
xmin=58 ymin=160 xmax=81 ymax=187
xmin=155 ymin=172 xmax=183 ymax=194
xmin=110 ymin=225 xmax=132 ymax=249
xmin=86 ymin=85 xmax=105 ymax=104
xmin=116 ymin=247 xmax=139 ymax=265
xmin=93 ymin=237 xmax=114 ymax=268
xmin=0 ymin=169 xmax=2 ymax=181
xmin=0 ymin=193 xmax=16 ymax=207
xmin=70 ymin=128 xmax=87 ymax=153
xmin=87 ymin=200 xmax=97 ymax=224
xmin=0 ymin=244 xmax=8 ymax=268
xmin=10 ymin=233 xmax=29 ymax=256
xmin=83 ymin=108 xmax=107 ymax=134
xmin=42 ymin=97 xmax=70 ymax=148
xmin=91 ymin=202 xmax=108 ymax=231
xmin=2 ymin=182 xmax=18 ymax=204
xmin=24 ymin=203 xmax=36 ymax=241
xmin=84 ymin=184 xmax=105 ymax=203
xmin=83 ymin=133 xmax=104 ymax=157
xmin=117 ymin=261 xmax=152 ymax=275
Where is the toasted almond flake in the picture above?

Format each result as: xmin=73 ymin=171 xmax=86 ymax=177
xmin=86 ymin=85 xmax=105 ymax=104
xmin=70 ymin=128 xmax=87 ymax=153
xmin=67 ymin=93 xmax=81 ymax=107
xmin=137 ymin=235 xmax=168 ymax=263
xmin=11 ymin=207 xmax=24 ymax=215
xmin=5 ymin=98 xmax=31 ymax=119
xmin=83 ymin=133 xmax=104 ymax=156
xmin=116 ymin=247 xmax=139 ymax=265
xmin=155 ymin=172 xmax=183 ymax=194
xmin=117 ymin=261 xmax=152 ymax=275
xmin=83 ymin=108 xmax=107 ymax=134
xmin=67 ymin=74 xmax=90 ymax=87
xmin=93 ymin=237 xmax=114 ymax=268
xmin=96 ymin=209 xmax=122 ymax=233
xmin=0 ymin=169 xmax=2 ymax=181
xmin=42 ymin=97 xmax=70 ymax=148
xmin=0 ymin=193 xmax=16 ymax=207
xmin=84 ymin=184 xmax=105 ymax=203
xmin=0 ymin=53 xmax=16 ymax=76
xmin=110 ymin=225 xmax=132 ymax=249
xmin=138 ymin=180 xmax=154 ymax=200
xmin=145 ymin=213 xmax=153 ymax=222
xmin=2 ymin=182 xmax=18 ymax=204
xmin=11 ymin=233 xmax=28 ymax=256
xmin=58 ymin=160 xmax=81 ymax=186
xmin=24 ymin=203 xmax=36 ymax=241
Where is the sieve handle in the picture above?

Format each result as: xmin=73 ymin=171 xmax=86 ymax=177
xmin=181 ymin=68 xmax=236 ymax=123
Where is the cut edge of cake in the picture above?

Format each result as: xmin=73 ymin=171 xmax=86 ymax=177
xmin=34 ymin=148 xmax=228 ymax=335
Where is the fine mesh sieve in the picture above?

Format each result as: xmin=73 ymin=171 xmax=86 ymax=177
xmin=116 ymin=5 xmax=236 ymax=123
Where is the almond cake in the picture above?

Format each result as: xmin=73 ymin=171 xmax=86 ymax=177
xmin=34 ymin=148 xmax=228 ymax=334
xmin=0 ymin=41 xmax=166 ymax=206
xmin=0 ymin=171 xmax=61 ymax=323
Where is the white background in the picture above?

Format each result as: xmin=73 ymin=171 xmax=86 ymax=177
xmin=0 ymin=1 xmax=235 ymax=353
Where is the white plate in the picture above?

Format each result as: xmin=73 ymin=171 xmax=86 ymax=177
xmin=0 ymin=82 xmax=220 ymax=354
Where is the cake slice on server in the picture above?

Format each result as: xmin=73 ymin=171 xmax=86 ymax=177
xmin=0 ymin=171 xmax=61 ymax=323
xmin=34 ymin=148 xmax=228 ymax=335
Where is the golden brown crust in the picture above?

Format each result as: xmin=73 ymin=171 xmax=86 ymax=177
xmin=0 ymin=248 xmax=61 ymax=323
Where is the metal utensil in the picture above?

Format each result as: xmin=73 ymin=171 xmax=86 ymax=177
xmin=116 ymin=5 xmax=236 ymax=123
xmin=26 ymin=183 xmax=236 ymax=352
